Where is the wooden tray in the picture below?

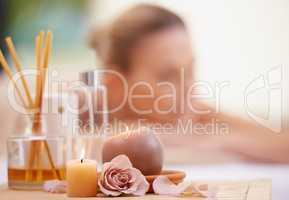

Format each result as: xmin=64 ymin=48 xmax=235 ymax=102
xmin=0 ymin=179 xmax=271 ymax=200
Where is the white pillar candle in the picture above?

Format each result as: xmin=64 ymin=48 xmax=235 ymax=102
xmin=66 ymin=158 xmax=98 ymax=197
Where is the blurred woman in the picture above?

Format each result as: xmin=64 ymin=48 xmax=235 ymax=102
xmin=90 ymin=4 xmax=289 ymax=163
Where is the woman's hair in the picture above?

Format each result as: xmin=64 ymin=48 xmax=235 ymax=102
xmin=90 ymin=4 xmax=185 ymax=71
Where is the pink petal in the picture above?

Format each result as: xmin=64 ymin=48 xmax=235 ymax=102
xmin=153 ymin=176 xmax=191 ymax=196
xmin=122 ymin=168 xmax=149 ymax=195
xmin=122 ymin=169 xmax=140 ymax=193
xmin=98 ymin=167 xmax=123 ymax=196
xmin=110 ymin=154 xmax=133 ymax=169
xmin=98 ymin=180 xmax=122 ymax=196
xmin=104 ymin=169 xmax=121 ymax=190
xmin=101 ymin=162 xmax=112 ymax=175
xmin=114 ymin=171 xmax=130 ymax=188
xmin=194 ymin=184 xmax=218 ymax=199
xmin=132 ymin=175 xmax=149 ymax=196
xmin=43 ymin=180 xmax=67 ymax=193
xmin=153 ymin=176 xmax=217 ymax=198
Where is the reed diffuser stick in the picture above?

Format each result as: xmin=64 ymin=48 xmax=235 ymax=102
xmin=32 ymin=32 xmax=45 ymax=132
xmin=39 ymin=31 xmax=53 ymax=109
xmin=34 ymin=33 xmax=44 ymax=182
xmin=5 ymin=37 xmax=34 ymax=108
xmin=35 ymin=31 xmax=44 ymax=110
xmin=0 ymin=51 xmax=28 ymax=109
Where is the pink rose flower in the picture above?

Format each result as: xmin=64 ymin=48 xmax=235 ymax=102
xmin=98 ymin=154 xmax=149 ymax=196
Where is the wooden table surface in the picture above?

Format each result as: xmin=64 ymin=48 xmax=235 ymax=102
xmin=0 ymin=179 xmax=271 ymax=200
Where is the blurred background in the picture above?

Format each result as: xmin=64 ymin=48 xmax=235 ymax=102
xmin=1 ymin=0 xmax=288 ymax=123
xmin=0 ymin=0 xmax=93 ymax=72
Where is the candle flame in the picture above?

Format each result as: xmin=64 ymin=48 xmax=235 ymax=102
xmin=81 ymin=148 xmax=85 ymax=160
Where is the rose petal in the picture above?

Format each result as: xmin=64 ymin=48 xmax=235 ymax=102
xmin=43 ymin=180 xmax=67 ymax=193
xmin=153 ymin=176 xmax=191 ymax=196
xmin=123 ymin=168 xmax=149 ymax=195
xmin=132 ymin=174 xmax=149 ymax=196
xmin=115 ymin=171 xmax=130 ymax=189
xmin=194 ymin=184 xmax=218 ymax=198
xmin=153 ymin=176 xmax=217 ymax=198
xmin=110 ymin=154 xmax=133 ymax=169
xmin=105 ymin=168 xmax=121 ymax=190
xmin=98 ymin=180 xmax=122 ymax=196
xmin=101 ymin=163 xmax=110 ymax=174
xmin=122 ymin=169 xmax=140 ymax=193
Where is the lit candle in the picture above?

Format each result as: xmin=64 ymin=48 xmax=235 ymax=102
xmin=66 ymin=150 xmax=98 ymax=197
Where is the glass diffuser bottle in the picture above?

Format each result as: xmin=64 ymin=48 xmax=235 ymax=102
xmin=7 ymin=113 xmax=66 ymax=190
xmin=69 ymin=70 xmax=109 ymax=168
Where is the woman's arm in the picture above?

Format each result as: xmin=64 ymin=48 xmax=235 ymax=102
xmin=216 ymin=112 xmax=289 ymax=163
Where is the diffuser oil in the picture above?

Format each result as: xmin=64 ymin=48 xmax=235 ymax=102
xmin=7 ymin=136 xmax=66 ymax=190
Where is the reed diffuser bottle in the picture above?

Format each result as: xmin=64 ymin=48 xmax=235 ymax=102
xmin=7 ymin=115 xmax=66 ymax=190
xmin=0 ymin=31 xmax=66 ymax=189
xmin=67 ymin=70 xmax=109 ymax=169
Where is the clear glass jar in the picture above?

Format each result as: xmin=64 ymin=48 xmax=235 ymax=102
xmin=67 ymin=69 xmax=109 ymax=168
xmin=7 ymin=135 xmax=66 ymax=190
